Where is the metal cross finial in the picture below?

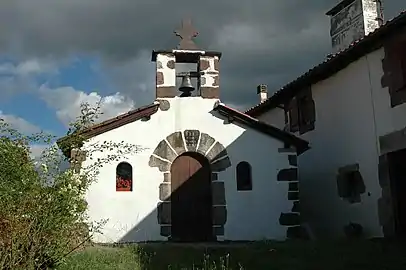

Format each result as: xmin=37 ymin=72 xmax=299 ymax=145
xmin=174 ymin=18 xmax=199 ymax=50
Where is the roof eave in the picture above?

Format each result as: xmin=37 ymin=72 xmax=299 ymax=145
xmin=213 ymin=104 xmax=310 ymax=155
xmin=57 ymin=102 xmax=160 ymax=158
xmin=245 ymin=11 xmax=406 ymax=117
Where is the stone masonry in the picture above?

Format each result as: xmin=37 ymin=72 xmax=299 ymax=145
xmin=149 ymin=130 xmax=231 ymax=240
xmin=199 ymin=55 xmax=220 ymax=99
xmin=277 ymin=147 xmax=308 ymax=239
xmin=156 ymin=53 xmax=177 ymax=98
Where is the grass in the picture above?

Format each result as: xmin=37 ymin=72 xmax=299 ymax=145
xmin=57 ymin=239 xmax=406 ymax=270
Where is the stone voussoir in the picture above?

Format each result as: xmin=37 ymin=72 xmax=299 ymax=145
xmin=184 ymin=130 xmax=200 ymax=152
xmin=197 ymin=133 xmax=216 ymax=155
xmin=149 ymin=155 xmax=171 ymax=172
xmin=206 ymin=142 xmax=226 ymax=161
xmin=152 ymin=140 xmax=177 ymax=162
xmin=211 ymin=156 xmax=231 ymax=172
xmin=166 ymin=132 xmax=186 ymax=155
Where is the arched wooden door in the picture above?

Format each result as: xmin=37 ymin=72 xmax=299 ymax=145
xmin=170 ymin=152 xmax=213 ymax=242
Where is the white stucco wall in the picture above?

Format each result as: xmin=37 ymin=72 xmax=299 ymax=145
xmin=258 ymin=107 xmax=286 ymax=130
xmin=297 ymin=53 xmax=382 ymax=238
xmin=81 ymin=97 xmax=294 ymax=243
xmin=258 ymin=47 xmax=406 ymax=239
xmin=367 ymin=49 xmax=406 ymax=138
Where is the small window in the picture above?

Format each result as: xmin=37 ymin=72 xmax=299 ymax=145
xmin=236 ymin=161 xmax=252 ymax=191
xmin=116 ymin=162 xmax=133 ymax=192
xmin=336 ymin=164 xmax=366 ymax=203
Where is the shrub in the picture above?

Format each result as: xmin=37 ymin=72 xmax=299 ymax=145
xmin=0 ymin=102 xmax=144 ymax=269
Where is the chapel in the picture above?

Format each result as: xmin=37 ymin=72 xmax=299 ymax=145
xmin=59 ymin=19 xmax=310 ymax=243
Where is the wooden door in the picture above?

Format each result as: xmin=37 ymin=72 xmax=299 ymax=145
xmin=170 ymin=152 xmax=213 ymax=242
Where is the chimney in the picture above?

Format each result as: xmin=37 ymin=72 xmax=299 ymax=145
xmin=326 ymin=0 xmax=384 ymax=53
xmin=257 ymin=84 xmax=268 ymax=103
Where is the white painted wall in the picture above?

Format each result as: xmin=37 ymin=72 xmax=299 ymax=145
xmin=258 ymin=107 xmax=286 ymax=130
xmin=258 ymin=47 xmax=406 ymax=239
xmin=367 ymin=49 xmax=406 ymax=138
xmin=81 ymin=97 xmax=294 ymax=243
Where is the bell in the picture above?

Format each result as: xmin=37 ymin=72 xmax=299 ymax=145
xmin=179 ymin=75 xmax=195 ymax=96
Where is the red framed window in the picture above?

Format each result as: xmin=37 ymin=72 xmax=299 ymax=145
xmin=116 ymin=162 xmax=133 ymax=192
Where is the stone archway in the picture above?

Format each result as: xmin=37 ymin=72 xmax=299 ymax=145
xmin=148 ymin=130 xmax=231 ymax=240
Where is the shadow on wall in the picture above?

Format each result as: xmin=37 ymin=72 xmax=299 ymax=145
xmin=102 ymin=109 xmax=303 ymax=244
xmin=122 ymin=151 xmax=217 ymax=243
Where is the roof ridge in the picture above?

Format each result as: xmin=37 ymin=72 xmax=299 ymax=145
xmin=245 ymin=10 xmax=406 ymax=116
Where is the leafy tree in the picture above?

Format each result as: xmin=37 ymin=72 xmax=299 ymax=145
xmin=0 ymin=102 xmax=144 ymax=269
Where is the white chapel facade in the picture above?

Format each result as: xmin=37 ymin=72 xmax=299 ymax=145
xmin=60 ymin=20 xmax=310 ymax=243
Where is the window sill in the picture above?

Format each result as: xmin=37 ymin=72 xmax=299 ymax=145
xmin=116 ymin=187 xmax=132 ymax=192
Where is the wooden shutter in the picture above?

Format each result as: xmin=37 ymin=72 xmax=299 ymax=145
xmin=305 ymin=98 xmax=316 ymax=124
xmin=393 ymin=45 xmax=406 ymax=93
xmin=298 ymin=87 xmax=315 ymax=134
xmin=289 ymin=98 xmax=299 ymax=132
xmin=400 ymin=45 xmax=406 ymax=90
xmin=383 ymin=40 xmax=406 ymax=107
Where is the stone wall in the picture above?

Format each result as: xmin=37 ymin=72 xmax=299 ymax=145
xmin=199 ymin=55 xmax=220 ymax=99
xmin=155 ymin=53 xmax=177 ymax=98
xmin=277 ymin=147 xmax=308 ymax=239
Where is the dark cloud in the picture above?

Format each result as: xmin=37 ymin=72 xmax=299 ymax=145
xmin=1 ymin=0 xmax=405 ymax=109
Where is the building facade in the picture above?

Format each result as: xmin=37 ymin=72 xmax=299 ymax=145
xmin=246 ymin=0 xmax=406 ymax=239
xmin=59 ymin=20 xmax=309 ymax=243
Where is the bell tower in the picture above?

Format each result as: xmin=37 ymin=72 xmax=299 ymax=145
xmin=151 ymin=19 xmax=222 ymax=99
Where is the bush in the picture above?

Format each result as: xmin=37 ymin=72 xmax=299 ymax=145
xmin=0 ymin=102 xmax=144 ymax=269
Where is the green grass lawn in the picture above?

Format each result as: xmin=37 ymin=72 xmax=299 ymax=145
xmin=57 ymin=239 xmax=406 ymax=270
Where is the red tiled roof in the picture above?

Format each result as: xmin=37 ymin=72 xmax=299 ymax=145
xmin=245 ymin=11 xmax=406 ymax=117
xmin=57 ymin=102 xmax=160 ymax=157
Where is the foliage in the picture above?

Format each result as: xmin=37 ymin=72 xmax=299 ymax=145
xmin=58 ymin=240 xmax=406 ymax=270
xmin=0 ymin=101 xmax=145 ymax=269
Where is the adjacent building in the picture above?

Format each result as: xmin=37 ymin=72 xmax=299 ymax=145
xmin=246 ymin=0 xmax=406 ymax=239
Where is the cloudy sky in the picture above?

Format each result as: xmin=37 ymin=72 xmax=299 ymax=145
xmin=0 ymin=0 xmax=405 ymax=141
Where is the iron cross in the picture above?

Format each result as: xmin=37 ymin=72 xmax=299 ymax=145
xmin=174 ymin=18 xmax=199 ymax=50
